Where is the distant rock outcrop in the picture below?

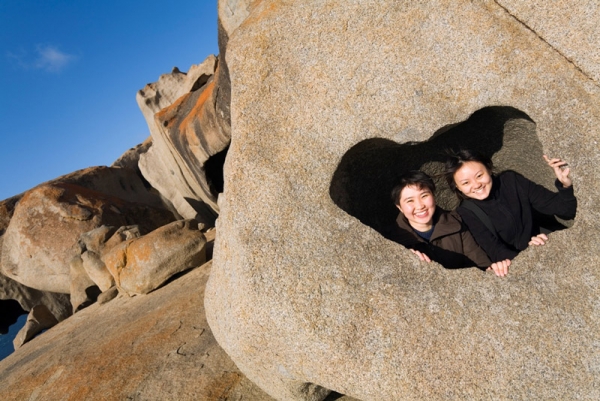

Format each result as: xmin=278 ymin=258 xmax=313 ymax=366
xmin=137 ymin=54 xmax=231 ymax=227
xmin=1 ymin=167 xmax=175 ymax=294
xmin=0 ymin=195 xmax=73 ymax=327
xmin=103 ymin=219 xmax=206 ymax=296
xmin=205 ymin=1 xmax=600 ymax=400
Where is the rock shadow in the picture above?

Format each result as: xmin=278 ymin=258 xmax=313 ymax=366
xmin=0 ymin=299 xmax=27 ymax=334
xmin=329 ymin=105 xmax=561 ymax=240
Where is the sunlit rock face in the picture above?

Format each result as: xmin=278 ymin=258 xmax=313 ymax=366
xmin=205 ymin=1 xmax=600 ymax=400
xmin=1 ymin=167 xmax=175 ymax=294
xmin=103 ymin=219 xmax=207 ymax=296
xmin=0 ymin=262 xmax=275 ymax=401
xmin=0 ymin=195 xmax=73 ymax=323
xmin=137 ymin=54 xmax=232 ymax=227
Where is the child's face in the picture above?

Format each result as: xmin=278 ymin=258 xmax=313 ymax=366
xmin=397 ymin=185 xmax=436 ymax=231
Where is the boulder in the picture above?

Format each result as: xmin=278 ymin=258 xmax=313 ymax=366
xmin=205 ymin=1 xmax=600 ymax=400
xmin=0 ymin=262 xmax=275 ymax=401
xmin=137 ymin=55 xmax=229 ymax=226
xmin=13 ymin=305 xmax=59 ymax=349
xmin=53 ymin=165 xmax=169 ymax=210
xmin=103 ymin=219 xmax=207 ymax=296
xmin=79 ymin=225 xmax=143 ymax=292
xmin=0 ymin=195 xmax=73 ymax=323
xmin=1 ymin=178 xmax=174 ymax=294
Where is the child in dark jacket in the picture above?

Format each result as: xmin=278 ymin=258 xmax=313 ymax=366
xmin=390 ymin=170 xmax=511 ymax=276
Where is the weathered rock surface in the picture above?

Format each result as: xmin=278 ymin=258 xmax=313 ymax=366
xmin=53 ymin=165 xmax=169 ymax=210
xmin=103 ymin=219 xmax=207 ymax=296
xmin=0 ymin=262 xmax=275 ymax=401
xmin=111 ymin=138 xmax=152 ymax=171
xmin=77 ymin=225 xmax=143 ymax=294
xmin=218 ymin=0 xmax=254 ymax=39
xmin=497 ymin=0 xmax=600 ymax=84
xmin=206 ymin=1 xmax=600 ymax=399
xmin=137 ymin=55 xmax=229 ymax=226
xmin=68 ymin=254 xmax=100 ymax=312
xmin=0 ymin=273 xmax=72 ymax=323
xmin=13 ymin=305 xmax=59 ymax=350
xmin=0 ymin=195 xmax=72 ymax=323
xmin=1 ymin=170 xmax=175 ymax=293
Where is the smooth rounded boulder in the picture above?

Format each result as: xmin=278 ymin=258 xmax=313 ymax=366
xmin=205 ymin=1 xmax=600 ymax=400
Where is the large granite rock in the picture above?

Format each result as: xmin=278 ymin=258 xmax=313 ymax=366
xmin=79 ymin=225 xmax=143 ymax=292
xmin=206 ymin=1 xmax=600 ymax=400
xmin=0 ymin=196 xmax=73 ymax=324
xmin=0 ymin=262 xmax=275 ymax=401
xmin=137 ymin=55 xmax=230 ymax=226
xmin=1 ymin=167 xmax=175 ymax=294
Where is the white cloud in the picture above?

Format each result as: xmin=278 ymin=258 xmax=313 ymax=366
xmin=34 ymin=45 xmax=76 ymax=72
xmin=7 ymin=45 xmax=77 ymax=73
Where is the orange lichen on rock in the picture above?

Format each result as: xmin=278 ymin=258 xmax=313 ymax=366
xmin=180 ymin=81 xmax=215 ymax=130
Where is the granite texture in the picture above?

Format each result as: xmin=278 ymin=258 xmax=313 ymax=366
xmin=0 ymin=262 xmax=275 ymax=401
xmin=206 ymin=1 xmax=600 ymax=399
xmin=497 ymin=0 xmax=600 ymax=84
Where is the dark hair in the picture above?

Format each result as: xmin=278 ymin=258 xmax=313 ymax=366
xmin=391 ymin=170 xmax=436 ymax=206
xmin=444 ymin=149 xmax=494 ymax=198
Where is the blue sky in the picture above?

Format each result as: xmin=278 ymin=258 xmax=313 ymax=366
xmin=0 ymin=1 xmax=219 ymax=200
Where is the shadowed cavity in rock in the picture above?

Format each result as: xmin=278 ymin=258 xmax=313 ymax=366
xmin=330 ymin=105 xmax=568 ymax=241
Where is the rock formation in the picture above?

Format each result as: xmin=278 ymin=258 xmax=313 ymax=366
xmin=103 ymin=219 xmax=207 ymax=296
xmin=0 ymin=261 xmax=275 ymax=401
xmin=12 ymin=305 xmax=58 ymax=349
xmin=137 ymin=54 xmax=231 ymax=227
xmin=205 ymin=1 xmax=600 ymax=399
xmin=2 ymin=1 xmax=600 ymax=400
xmin=1 ymin=171 xmax=175 ymax=294
xmin=0 ymin=195 xmax=72 ymax=327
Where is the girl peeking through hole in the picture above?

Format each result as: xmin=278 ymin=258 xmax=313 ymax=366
xmin=390 ymin=170 xmax=511 ymax=276
xmin=443 ymin=149 xmax=577 ymax=276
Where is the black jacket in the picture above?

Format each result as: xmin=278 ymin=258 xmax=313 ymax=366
xmin=456 ymin=170 xmax=577 ymax=262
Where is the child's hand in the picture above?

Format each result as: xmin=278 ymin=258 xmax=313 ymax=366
xmin=487 ymin=259 xmax=511 ymax=277
xmin=543 ymin=155 xmax=572 ymax=188
xmin=410 ymin=249 xmax=431 ymax=263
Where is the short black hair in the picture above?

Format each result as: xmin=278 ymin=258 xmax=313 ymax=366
xmin=391 ymin=170 xmax=436 ymax=206
xmin=444 ymin=149 xmax=494 ymax=198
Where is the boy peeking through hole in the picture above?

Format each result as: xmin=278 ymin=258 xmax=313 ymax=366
xmin=390 ymin=170 xmax=511 ymax=276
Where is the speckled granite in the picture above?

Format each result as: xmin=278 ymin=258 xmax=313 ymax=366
xmin=497 ymin=0 xmax=600 ymax=84
xmin=206 ymin=1 xmax=600 ymax=400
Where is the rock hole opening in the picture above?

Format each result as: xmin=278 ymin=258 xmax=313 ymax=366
xmin=329 ymin=105 xmax=572 ymax=250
